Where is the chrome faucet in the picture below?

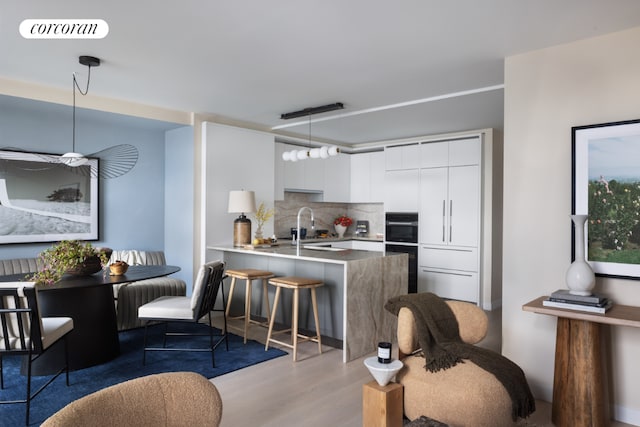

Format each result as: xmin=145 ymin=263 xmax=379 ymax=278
xmin=296 ymin=206 xmax=315 ymax=256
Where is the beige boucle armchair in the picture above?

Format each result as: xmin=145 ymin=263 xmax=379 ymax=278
xmin=41 ymin=372 xmax=222 ymax=427
xmin=396 ymin=300 xmax=515 ymax=427
xmin=109 ymin=250 xmax=187 ymax=330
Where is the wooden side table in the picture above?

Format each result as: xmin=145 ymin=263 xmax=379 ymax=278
xmin=362 ymin=380 xmax=403 ymax=427
xmin=523 ymin=296 xmax=640 ymax=427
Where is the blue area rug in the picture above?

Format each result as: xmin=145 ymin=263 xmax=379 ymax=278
xmin=0 ymin=324 xmax=287 ymax=425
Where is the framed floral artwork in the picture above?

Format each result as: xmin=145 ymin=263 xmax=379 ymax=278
xmin=572 ymin=119 xmax=640 ymax=279
xmin=0 ymin=149 xmax=99 ymax=244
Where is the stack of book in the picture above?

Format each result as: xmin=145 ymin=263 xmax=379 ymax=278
xmin=543 ymin=289 xmax=613 ymax=313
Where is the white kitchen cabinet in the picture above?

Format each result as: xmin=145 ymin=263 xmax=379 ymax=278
xmin=421 ymin=137 xmax=480 ymax=168
xmin=384 ymin=169 xmax=419 ymax=212
xmin=370 ymin=151 xmax=385 ymax=202
xmin=419 ymin=165 xmax=479 ymax=247
xmin=324 ymin=153 xmax=351 ymax=202
xmin=350 ymin=151 xmax=384 ymax=203
xmin=275 ymin=143 xmax=326 ymax=196
xmin=350 ymin=153 xmax=370 ymax=203
xmin=418 ymin=268 xmax=478 ymax=303
xmin=351 ymin=240 xmax=384 ymax=252
xmin=418 ymin=136 xmax=481 ymax=304
xmin=385 ymin=144 xmax=420 ymax=170
xmin=308 ymin=240 xmax=384 ymax=252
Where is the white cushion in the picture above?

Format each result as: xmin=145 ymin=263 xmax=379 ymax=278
xmin=41 ymin=317 xmax=74 ymax=350
xmin=0 ymin=281 xmax=72 ymax=351
xmin=109 ymin=250 xmax=145 ymax=266
xmin=138 ymin=296 xmax=194 ymax=321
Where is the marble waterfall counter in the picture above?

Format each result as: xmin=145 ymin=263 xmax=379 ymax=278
xmin=207 ymin=245 xmax=407 ymax=362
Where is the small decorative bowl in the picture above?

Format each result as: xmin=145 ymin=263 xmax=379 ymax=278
xmin=109 ymin=261 xmax=128 ymax=276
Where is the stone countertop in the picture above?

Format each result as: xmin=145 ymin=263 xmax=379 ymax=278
xmin=276 ymin=235 xmax=383 ymax=243
xmin=208 ymin=244 xmax=397 ymax=265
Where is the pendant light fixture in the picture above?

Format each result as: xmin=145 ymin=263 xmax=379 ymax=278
xmin=62 ymin=55 xmax=100 ymax=167
xmin=1 ymin=56 xmax=139 ymax=179
xmin=61 ymin=55 xmax=139 ymax=178
xmin=279 ymin=103 xmax=343 ymax=162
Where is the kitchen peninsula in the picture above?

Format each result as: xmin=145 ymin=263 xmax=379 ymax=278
xmin=207 ymin=245 xmax=407 ymax=362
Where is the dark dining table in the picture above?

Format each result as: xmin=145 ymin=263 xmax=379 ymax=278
xmin=1 ymin=265 xmax=180 ymax=375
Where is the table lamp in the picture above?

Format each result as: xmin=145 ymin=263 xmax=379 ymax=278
xmin=228 ymin=190 xmax=256 ymax=246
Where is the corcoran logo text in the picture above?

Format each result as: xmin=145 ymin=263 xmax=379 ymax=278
xmin=19 ymin=19 xmax=109 ymax=39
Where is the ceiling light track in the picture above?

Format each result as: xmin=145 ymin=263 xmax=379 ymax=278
xmin=280 ymin=102 xmax=344 ymax=120
xmin=272 ymin=84 xmax=504 ymax=131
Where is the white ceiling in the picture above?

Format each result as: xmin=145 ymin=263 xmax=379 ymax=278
xmin=2 ymin=1 xmax=640 ymax=146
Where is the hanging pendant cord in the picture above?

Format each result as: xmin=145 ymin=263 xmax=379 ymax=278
xmin=308 ymin=114 xmax=311 ymax=149
xmin=71 ymin=65 xmax=93 ymax=152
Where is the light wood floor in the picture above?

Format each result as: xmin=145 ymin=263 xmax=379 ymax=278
xmin=210 ymin=310 xmax=634 ymax=427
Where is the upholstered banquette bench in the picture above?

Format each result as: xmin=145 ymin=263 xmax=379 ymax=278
xmin=0 ymin=250 xmax=186 ymax=331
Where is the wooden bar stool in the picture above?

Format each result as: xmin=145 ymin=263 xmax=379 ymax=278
xmin=225 ymin=269 xmax=275 ymax=343
xmin=265 ymin=276 xmax=323 ymax=361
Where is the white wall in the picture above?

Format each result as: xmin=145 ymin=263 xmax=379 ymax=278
xmin=503 ymin=27 xmax=640 ymax=424
xmin=201 ymin=123 xmax=275 ymax=259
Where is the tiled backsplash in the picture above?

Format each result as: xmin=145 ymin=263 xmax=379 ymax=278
xmin=274 ymin=192 xmax=384 ymax=239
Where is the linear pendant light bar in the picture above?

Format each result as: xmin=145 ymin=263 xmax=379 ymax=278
xmin=280 ymin=102 xmax=344 ymax=120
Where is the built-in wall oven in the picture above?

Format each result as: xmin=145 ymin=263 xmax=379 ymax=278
xmin=385 ymin=212 xmax=418 ymax=293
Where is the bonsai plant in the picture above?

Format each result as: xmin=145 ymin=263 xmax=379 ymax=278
xmin=29 ymin=240 xmax=111 ymax=285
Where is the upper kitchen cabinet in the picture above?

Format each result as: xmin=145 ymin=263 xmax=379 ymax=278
xmin=350 ymin=151 xmax=384 ymax=203
xmin=275 ymin=143 xmax=325 ymax=198
xmin=385 ymin=143 xmax=420 ymax=170
xmin=324 ymin=151 xmax=351 ymax=202
xmin=384 ymin=144 xmax=420 ymax=211
xmin=421 ymin=137 xmax=481 ymax=168
xmin=384 ymin=169 xmax=419 ymax=212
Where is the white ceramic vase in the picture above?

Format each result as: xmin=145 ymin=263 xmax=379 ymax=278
xmin=565 ymin=214 xmax=596 ymax=296
xmin=335 ymin=224 xmax=347 ymax=238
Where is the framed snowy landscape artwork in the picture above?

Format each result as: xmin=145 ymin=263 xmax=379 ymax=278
xmin=572 ymin=119 xmax=640 ymax=280
xmin=0 ymin=150 xmax=98 ymax=244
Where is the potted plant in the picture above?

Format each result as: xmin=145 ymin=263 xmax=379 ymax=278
xmin=29 ymin=240 xmax=111 ymax=285
xmin=333 ymin=214 xmax=353 ymax=238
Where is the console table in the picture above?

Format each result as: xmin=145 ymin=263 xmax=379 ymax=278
xmin=523 ymin=296 xmax=640 ymax=427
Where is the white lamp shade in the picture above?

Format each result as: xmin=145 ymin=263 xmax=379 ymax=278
xmin=282 ymin=151 xmax=291 ymax=161
xmin=296 ymin=150 xmax=308 ymax=160
xmin=61 ymin=152 xmax=89 ymax=167
xmin=319 ymin=146 xmax=329 ymax=159
xmin=228 ymin=190 xmax=256 ymax=213
xmin=328 ymin=146 xmax=339 ymax=156
xmin=309 ymin=148 xmax=321 ymax=158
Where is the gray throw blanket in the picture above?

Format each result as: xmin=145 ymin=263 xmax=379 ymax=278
xmin=385 ymin=293 xmax=535 ymax=421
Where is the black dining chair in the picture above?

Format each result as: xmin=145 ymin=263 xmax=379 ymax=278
xmin=138 ymin=261 xmax=228 ymax=367
xmin=0 ymin=282 xmax=74 ymax=425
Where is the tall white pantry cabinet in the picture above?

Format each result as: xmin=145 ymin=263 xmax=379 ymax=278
xmin=384 ymin=130 xmax=500 ymax=309
xmin=418 ymin=137 xmax=481 ymax=303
